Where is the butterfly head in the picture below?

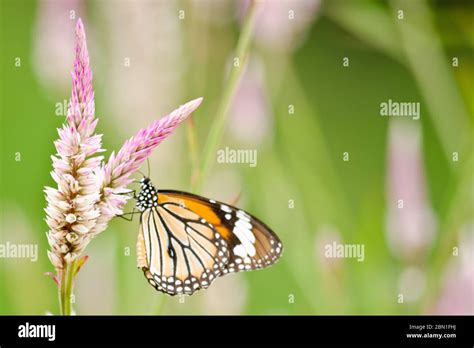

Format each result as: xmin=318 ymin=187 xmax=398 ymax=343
xmin=136 ymin=177 xmax=158 ymax=212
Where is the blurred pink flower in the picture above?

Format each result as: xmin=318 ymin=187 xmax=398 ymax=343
xmin=98 ymin=1 xmax=187 ymax=186
xmin=45 ymin=19 xmax=203 ymax=269
xmin=314 ymin=224 xmax=343 ymax=271
xmin=99 ymin=1 xmax=184 ymax=136
xmin=33 ymin=0 xmax=83 ymax=93
xmin=434 ymin=224 xmax=474 ymax=314
xmin=385 ymin=122 xmax=436 ymax=261
xmin=229 ymin=57 xmax=272 ymax=146
xmin=240 ymin=0 xmax=320 ymax=52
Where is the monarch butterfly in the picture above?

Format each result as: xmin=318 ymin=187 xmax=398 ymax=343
xmin=131 ymin=177 xmax=283 ymax=296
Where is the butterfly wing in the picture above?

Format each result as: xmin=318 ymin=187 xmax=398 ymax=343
xmin=137 ymin=191 xmax=283 ymax=295
xmin=137 ymin=204 xmax=230 ymax=296
xmin=137 ymin=190 xmax=283 ymax=296
xmin=163 ymin=191 xmax=282 ymax=268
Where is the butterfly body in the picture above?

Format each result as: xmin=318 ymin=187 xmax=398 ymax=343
xmin=135 ymin=177 xmax=283 ymax=296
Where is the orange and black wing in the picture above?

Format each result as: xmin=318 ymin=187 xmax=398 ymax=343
xmin=136 ymin=190 xmax=283 ymax=296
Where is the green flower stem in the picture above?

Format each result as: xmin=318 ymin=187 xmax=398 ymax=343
xmin=194 ymin=0 xmax=259 ymax=192
xmin=59 ymin=260 xmax=76 ymax=315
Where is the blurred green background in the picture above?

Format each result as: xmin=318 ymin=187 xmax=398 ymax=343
xmin=0 ymin=0 xmax=473 ymax=315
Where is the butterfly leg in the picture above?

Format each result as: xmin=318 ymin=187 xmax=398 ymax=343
xmin=115 ymin=187 xmax=141 ymax=221
xmin=117 ymin=208 xmax=140 ymax=222
xmin=116 ymin=189 xmax=137 ymax=199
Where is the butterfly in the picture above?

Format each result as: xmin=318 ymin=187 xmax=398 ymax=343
xmin=132 ymin=177 xmax=283 ymax=296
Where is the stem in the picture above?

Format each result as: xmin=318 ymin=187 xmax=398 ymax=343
xmin=194 ymin=0 xmax=259 ymax=192
xmin=59 ymin=261 xmax=76 ymax=315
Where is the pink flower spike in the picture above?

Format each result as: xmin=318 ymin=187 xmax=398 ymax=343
xmin=89 ymin=97 xmax=203 ymax=236
xmin=44 ymin=18 xmax=103 ymax=270
xmin=104 ymin=97 xmax=203 ymax=189
xmin=68 ymin=18 xmax=96 ymax=137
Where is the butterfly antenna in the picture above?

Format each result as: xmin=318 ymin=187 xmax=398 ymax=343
xmin=146 ymin=158 xmax=151 ymax=178
xmin=136 ymin=170 xmax=146 ymax=179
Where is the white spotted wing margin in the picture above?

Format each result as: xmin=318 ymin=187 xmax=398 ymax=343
xmin=136 ymin=190 xmax=284 ymax=296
